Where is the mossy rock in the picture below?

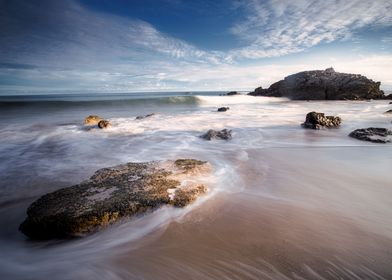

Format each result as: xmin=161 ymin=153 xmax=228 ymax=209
xmin=19 ymin=159 xmax=211 ymax=239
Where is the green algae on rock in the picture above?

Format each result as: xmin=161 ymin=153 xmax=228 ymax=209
xmin=19 ymin=159 xmax=211 ymax=239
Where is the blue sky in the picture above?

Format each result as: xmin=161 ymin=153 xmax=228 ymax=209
xmin=0 ymin=0 xmax=391 ymax=94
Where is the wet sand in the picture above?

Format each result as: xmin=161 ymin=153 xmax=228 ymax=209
xmin=113 ymin=147 xmax=392 ymax=279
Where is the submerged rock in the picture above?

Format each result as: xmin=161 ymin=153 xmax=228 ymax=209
xmin=84 ymin=115 xmax=102 ymax=125
xmin=226 ymin=91 xmax=240 ymax=96
xmin=248 ymin=68 xmax=386 ymax=100
xmin=19 ymin=159 xmax=211 ymax=239
xmin=349 ymin=128 xmax=392 ymax=143
xmin=136 ymin=113 xmax=155 ymax=120
xmin=217 ymin=107 xmax=230 ymax=112
xmin=200 ymin=129 xmax=232 ymax=140
xmin=98 ymin=120 xmax=111 ymax=129
xmin=301 ymin=112 xmax=341 ymax=129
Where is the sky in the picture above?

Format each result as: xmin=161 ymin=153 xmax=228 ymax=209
xmin=0 ymin=0 xmax=391 ymax=94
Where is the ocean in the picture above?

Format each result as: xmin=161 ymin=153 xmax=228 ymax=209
xmin=0 ymin=92 xmax=392 ymax=279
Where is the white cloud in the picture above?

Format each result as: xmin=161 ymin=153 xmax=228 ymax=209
xmin=229 ymin=0 xmax=392 ymax=59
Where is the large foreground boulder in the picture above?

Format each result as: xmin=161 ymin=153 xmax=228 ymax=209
xmin=249 ymin=68 xmax=386 ymax=100
xmin=19 ymin=159 xmax=211 ymax=239
xmin=302 ymin=112 xmax=341 ymax=129
xmin=349 ymin=128 xmax=392 ymax=143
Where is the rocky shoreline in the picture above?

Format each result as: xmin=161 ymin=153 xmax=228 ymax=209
xmin=18 ymin=68 xmax=392 ymax=240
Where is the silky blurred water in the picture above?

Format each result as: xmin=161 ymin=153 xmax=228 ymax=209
xmin=0 ymin=92 xmax=391 ymax=279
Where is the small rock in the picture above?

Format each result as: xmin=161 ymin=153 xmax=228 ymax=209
xmin=226 ymin=91 xmax=240 ymax=96
xmin=136 ymin=113 xmax=155 ymax=120
xmin=217 ymin=107 xmax=230 ymax=112
xmin=301 ymin=111 xmax=341 ymax=129
xmin=84 ymin=115 xmax=102 ymax=125
xmin=200 ymin=129 xmax=232 ymax=140
xmin=98 ymin=120 xmax=111 ymax=129
xmin=349 ymin=128 xmax=392 ymax=143
xmin=384 ymin=109 xmax=392 ymax=114
xmin=19 ymin=159 xmax=211 ymax=239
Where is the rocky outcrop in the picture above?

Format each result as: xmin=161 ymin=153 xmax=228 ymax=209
xmin=249 ymin=68 xmax=386 ymax=100
xmin=19 ymin=159 xmax=211 ymax=239
xmin=200 ymin=129 xmax=232 ymax=140
xmin=136 ymin=113 xmax=155 ymax=120
xmin=349 ymin=128 xmax=392 ymax=143
xmin=217 ymin=107 xmax=230 ymax=112
xmin=301 ymin=112 xmax=342 ymax=129
xmin=84 ymin=115 xmax=102 ymax=125
xmin=98 ymin=120 xmax=110 ymax=129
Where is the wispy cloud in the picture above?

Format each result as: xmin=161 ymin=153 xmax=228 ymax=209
xmin=0 ymin=0 xmax=222 ymax=67
xmin=0 ymin=63 xmax=38 ymax=70
xmin=381 ymin=37 xmax=392 ymax=44
xmin=229 ymin=0 xmax=392 ymax=59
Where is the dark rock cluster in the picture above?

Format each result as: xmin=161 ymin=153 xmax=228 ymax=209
xmin=384 ymin=109 xmax=392 ymax=114
xmin=200 ymin=129 xmax=232 ymax=140
xmin=98 ymin=120 xmax=110 ymax=128
xmin=349 ymin=128 xmax=392 ymax=143
xmin=217 ymin=107 xmax=230 ymax=112
xmin=226 ymin=91 xmax=240 ymax=96
xmin=301 ymin=111 xmax=341 ymax=129
xmin=136 ymin=113 xmax=155 ymax=120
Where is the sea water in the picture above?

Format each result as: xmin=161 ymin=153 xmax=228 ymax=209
xmin=0 ymin=92 xmax=391 ymax=279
